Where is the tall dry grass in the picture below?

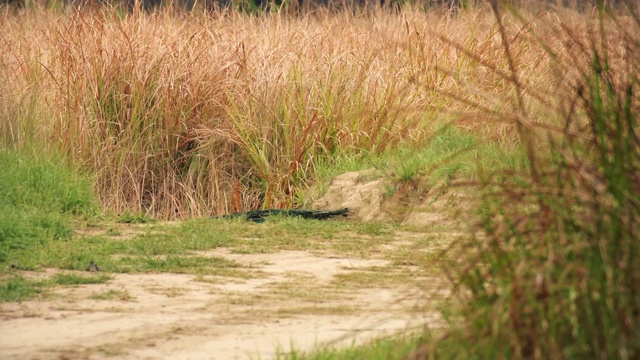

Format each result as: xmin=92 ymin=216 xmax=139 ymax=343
xmin=1 ymin=5 xmax=571 ymax=218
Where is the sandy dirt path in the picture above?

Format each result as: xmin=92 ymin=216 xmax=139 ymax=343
xmin=0 ymin=249 xmax=446 ymax=360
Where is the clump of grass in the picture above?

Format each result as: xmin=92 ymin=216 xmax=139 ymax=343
xmin=0 ymin=276 xmax=48 ymax=302
xmin=0 ymin=150 xmax=97 ymax=264
xmin=419 ymin=2 xmax=640 ymax=359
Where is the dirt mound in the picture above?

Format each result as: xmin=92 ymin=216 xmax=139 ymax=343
xmin=313 ymin=170 xmax=472 ymax=228
xmin=313 ymin=170 xmax=393 ymax=223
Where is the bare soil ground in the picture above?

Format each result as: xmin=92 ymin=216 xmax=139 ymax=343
xmin=0 ymin=248 xmax=447 ymax=360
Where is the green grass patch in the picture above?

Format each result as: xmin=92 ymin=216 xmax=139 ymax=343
xmin=0 ymin=276 xmax=48 ymax=302
xmin=184 ymin=216 xmax=396 ymax=255
xmin=275 ymin=333 xmax=422 ymax=360
xmin=309 ymin=125 xmax=525 ymax=198
xmin=0 ymin=272 xmax=111 ymax=302
xmin=0 ymin=150 xmax=97 ymax=265
xmin=376 ymin=126 xmax=525 ymax=185
xmin=0 ymin=150 xmax=101 ymax=300
xmin=4 ymin=215 xmax=400 ymax=277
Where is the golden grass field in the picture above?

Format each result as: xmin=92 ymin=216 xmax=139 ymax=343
xmin=0 ymin=3 xmax=629 ymax=218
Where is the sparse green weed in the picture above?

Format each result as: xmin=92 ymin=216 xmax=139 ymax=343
xmin=89 ymin=289 xmax=133 ymax=301
xmin=0 ymin=276 xmax=48 ymax=302
xmin=53 ymin=273 xmax=111 ymax=286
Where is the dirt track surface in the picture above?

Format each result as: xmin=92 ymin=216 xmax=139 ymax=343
xmin=0 ymin=249 xmax=447 ymax=360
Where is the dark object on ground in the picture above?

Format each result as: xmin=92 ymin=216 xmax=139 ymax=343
xmin=86 ymin=261 xmax=101 ymax=272
xmin=218 ymin=208 xmax=349 ymax=223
